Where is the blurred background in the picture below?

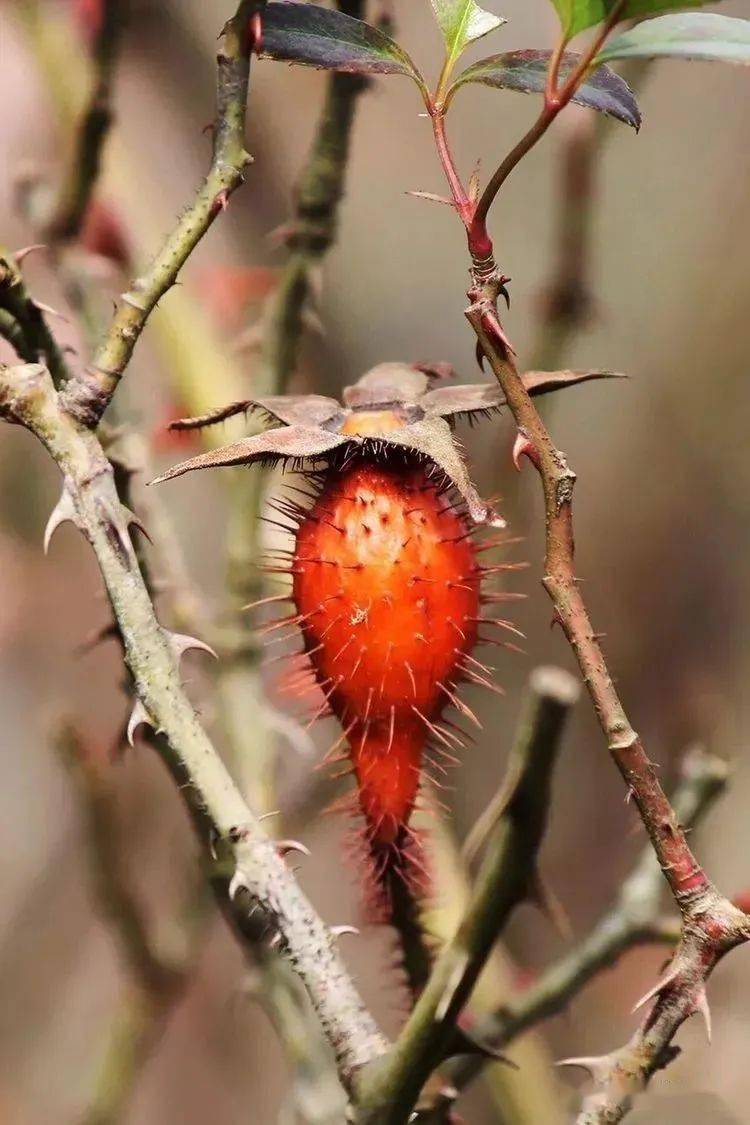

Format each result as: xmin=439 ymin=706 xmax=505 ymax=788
xmin=0 ymin=1 xmax=749 ymax=1122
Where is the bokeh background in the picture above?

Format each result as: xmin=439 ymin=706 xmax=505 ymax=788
xmin=0 ymin=1 xmax=749 ymax=1122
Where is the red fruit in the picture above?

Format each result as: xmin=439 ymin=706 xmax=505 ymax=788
xmin=293 ymin=459 xmax=480 ymax=846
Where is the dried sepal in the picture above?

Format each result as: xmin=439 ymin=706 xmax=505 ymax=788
xmin=342 ymin=362 xmax=430 ymax=407
xmin=151 ymin=426 xmax=351 ymax=484
xmin=153 ymin=361 xmax=622 ymax=524
xmin=383 ymin=416 xmax=505 ymax=527
xmin=521 ymin=368 xmax=625 ymax=397
xmin=248 ymin=393 xmax=341 ymax=428
xmin=422 ymin=368 xmax=623 ymax=420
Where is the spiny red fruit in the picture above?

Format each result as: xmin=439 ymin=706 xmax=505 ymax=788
xmin=292 ymin=460 xmax=480 ymax=846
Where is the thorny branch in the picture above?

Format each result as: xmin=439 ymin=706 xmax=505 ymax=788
xmin=0 ymin=358 xmax=388 ymax=1091
xmin=464 ymin=254 xmax=749 ymax=1125
xmin=450 ymin=746 xmax=729 ymax=1093
xmin=417 ymin=8 xmax=750 ymax=1118
xmin=0 ymin=6 xmax=390 ymax=1093
xmin=60 ymin=1 xmax=260 ymax=427
xmin=353 ymin=667 xmax=579 ymax=1124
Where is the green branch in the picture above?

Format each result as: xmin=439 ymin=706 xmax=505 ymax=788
xmin=60 ymin=2 xmax=260 ymax=427
xmin=0 ymin=361 xmax=389 ymax=1091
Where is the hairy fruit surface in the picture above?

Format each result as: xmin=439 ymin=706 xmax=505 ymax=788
xmin=294 ymin=460 xmax=480 ymax=844
xmin=154 ymin=361 xmax=616 ymax=895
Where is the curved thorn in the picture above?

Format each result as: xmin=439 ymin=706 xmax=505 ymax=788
xmin=43 ymin=483 xmax=78 ymax=554
xmin=14 ymin=243 xmax=48 ymax=265
xmin=632 ymin=965 xmax=680 ymax=1013
xmin=228 ymin=867 xmax=249 ymax=901
xmin=330 ymin=924 xmax=360 ymax=938
xmin=127 ymin=698 xmax=153 ymax=747
xmin=277 ymin=839 xmax=311 ymax=858
xmin=555 ymin=1055 xmax=608 ymax=1080
xmin=166 ymin=629 xmax=219 ymax=662
xmin=512 ymin=429 xmax=539 ymax=472
xmin=694 ymin=987 xmax=712 ymax=1043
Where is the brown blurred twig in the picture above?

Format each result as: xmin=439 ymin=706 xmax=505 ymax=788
xmin=354 ymin=667 xmax=579 ymax=1123
xmin=43 ymin=0 xmax=125 ymax=243
xmin=528 ymin=61 xmax=650 ymax=373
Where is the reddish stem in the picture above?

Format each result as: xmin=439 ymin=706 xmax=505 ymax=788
xmin=467 ymin=307 xmax=709 ymax=906
xmin=469 ymin=0 xmax=628 ymax=250
xmin=430 ymin=108 xmax=471 ymax=223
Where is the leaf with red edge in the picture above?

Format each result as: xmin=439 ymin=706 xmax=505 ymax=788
xmin=259 ymin=2 xmax=424 ymax=86
xmin=447 ymin=49 xmax=641 ymax=129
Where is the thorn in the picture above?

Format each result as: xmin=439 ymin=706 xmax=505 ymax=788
xmin=405 ymin=189 xmax=456 ymax=207
xmin=693 ymin=987 xmax=712 ymax=1043
xmin=127 ymin=698 xmax=153 ymax=746
xmin=277 ymin=839 xmax=311 ymax=858
xmin=211 ymin=188 xmax=231 ymax=216
xmin=475 ymin=339 xmax=486 ymax=372
xmin=14 ymin=243 xmax=47 ymax=265
xmin=121 ymin=505 xmax=152 ymax=543
xmin=632 ymin=965 xmax=679 ymax=1012
xmin=33 ymin=299 xmax=68 ymax=322
xmin=330 ymin=924 xmax=360 ymax=938
xmin=483 ymin=307 xmax=517 ymax=357
xmin=468 ymin=158 xmax=481 ymax=204
xmin=555 ymin=1055 xmax=608 ymax=1080
xmin=512 ymin=428 xmax=539 ymax=471
xmin=166 ymin=630 xmax=219 ymax=662
xmin=44 ymin=481 xmax=78 ymax=553
xmin=228 ymin=867 xmax=249 ymax=901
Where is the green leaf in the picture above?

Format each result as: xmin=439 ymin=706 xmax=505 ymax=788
xmin=550 ymin=0 xmax=716 ymax=41
xmin=447 ymin=50 xmax=641 ymax=128
xmin=430 ymin=0 xmax=506 ymax=67
xmin=260 ymin=2 xmax=424 ymax=85
xmin=596 ymin=12 xmax=750 ymax=65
